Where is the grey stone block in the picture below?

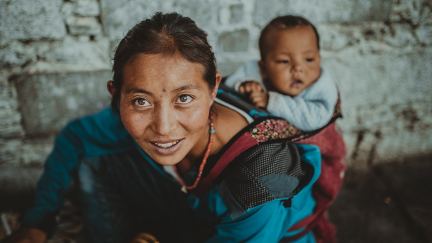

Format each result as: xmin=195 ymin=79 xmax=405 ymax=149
xmin=327 ymin=50 xmax=432 ymax=120
xmin=390 ymin=0 xmax=432 ymax=25
xmin=0 ymin=139 xmax=21 ymax=164
xmin=101 ymin=0 xmax=221 ymax=41
xmin=253 ymin=0 xmax=393 ymax=27
xmin=66 ymin=16 xmax=102 ymax=36
xmin=319 ymin=25 xmax=357 ymax=51
xmin=324 ymin=49 xmax=432 ymax=163
xmin=384 ymin=24 xmax=417 ymax=48
xmin=0 ymin=0 xmax=66 ymax=42
xmin=14 ymin=70 xmax=112 ymax=136
xmin=228 ymin=4 xmax=245 ymax=24
xmin=100 ymin=0 xmax=161 ymax=40
xmin=0 ymin=138 xmax=52 ymax=165
xmin=165 ymin=0 xmax=219 ymax=28
xmin=1 ymin=37 xmax=110 ymax=71
xmin=218 ymin=59 xmax=249 ymax=77
xmin=42 ymin=37 xmax=110 ymax=70
xmin=0 ymin=162 xmax=41 ymax=191
xmin=319 ymin=23 xmax=394 ymax=52
xmin=0 ymin=41 xmax=37 ymax=67
xmin=218 ymin=62 xmax=239 ymax=78
xmin=20 ymin=138 xmax=54 ymax=165
xmin=74 ymin=0 xmax=100 ymax=17
xmin=218 ymin=29 xmax=249 ymax=52
xmin=0 ymin=110 xmax=23 ymax=138
xmin=0 ymin=78 xmax=24 ymax=138
xmin=415 ymin=24 xmax=432 ymax=45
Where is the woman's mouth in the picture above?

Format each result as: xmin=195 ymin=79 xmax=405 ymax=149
xmin=150 ymin=138 xmax=184 ymax=154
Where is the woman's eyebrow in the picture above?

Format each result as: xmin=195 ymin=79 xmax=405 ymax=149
xmin=124 ymin=87 xmax=153 ymax=95
xmin=172 ymin=84 xmax=201 ymax=92
xmin=124 ymin=84 xmax=200 ymax=95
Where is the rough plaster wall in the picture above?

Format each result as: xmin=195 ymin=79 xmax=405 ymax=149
xmin=0 ymin=0 xmax=431 ymax=190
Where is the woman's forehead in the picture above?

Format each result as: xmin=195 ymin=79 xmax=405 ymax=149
xmin=127 ymin=53 xmax=204 ymax=70
xmin=122 ymin=53 xmax=208 ymax=94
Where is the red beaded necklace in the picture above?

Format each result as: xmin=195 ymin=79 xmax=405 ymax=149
xmin=183 ymin=113 xmax=216 ymax=191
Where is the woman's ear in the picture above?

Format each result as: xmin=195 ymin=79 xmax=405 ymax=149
xmin=107 ymin=80 xmax=116 ymax=97
xmin=211 ymin=73 xmax=222 ymax=100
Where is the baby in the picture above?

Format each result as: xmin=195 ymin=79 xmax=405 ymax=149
xmin=225 ymin=15 xmax=346 ymax=242
xmin=225 ymin=15 xmax=337 ymax=132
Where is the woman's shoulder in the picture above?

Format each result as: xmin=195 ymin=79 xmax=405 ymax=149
xmin=213 ymin=102 xmax=308 ymax=154
xmin=213 ymin=99 xmax=299 ymax=147
xmin=213 ymin=103 xmax=249 ymax=147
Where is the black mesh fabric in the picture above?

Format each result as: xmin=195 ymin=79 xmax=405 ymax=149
xmin=78 ymin=149 xmax=214 ymax=243
xmin=221 ymin=140 xmax=309 ymax=211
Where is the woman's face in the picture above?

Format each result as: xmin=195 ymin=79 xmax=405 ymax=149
xmin=117 ymin=53 xmax=217 ymax=166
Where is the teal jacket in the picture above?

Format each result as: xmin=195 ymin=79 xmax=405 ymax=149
xmin=23 ymin=105 xmax=320 ymax=242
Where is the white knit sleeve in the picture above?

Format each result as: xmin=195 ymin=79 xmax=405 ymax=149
xmin=266 ymin=73 xmax=338 ymax=131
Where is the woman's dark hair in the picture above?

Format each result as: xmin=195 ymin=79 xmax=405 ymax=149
xmin=258 ymin=15 xmax=320 ymax=58
xmin=111 ymin=12 xmax=217 ymax=109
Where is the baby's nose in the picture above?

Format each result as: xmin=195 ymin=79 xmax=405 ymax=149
xmin=292 ymin=65 xmax=304 ymax=78
xmin=292 ymin=63 xmax=304 ymax=73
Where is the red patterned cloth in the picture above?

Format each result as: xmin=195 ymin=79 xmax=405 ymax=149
xmin=295 ymin=123 xmax=346 ymax=243
xmin=196 ymin=118 xmax=346 ymax=242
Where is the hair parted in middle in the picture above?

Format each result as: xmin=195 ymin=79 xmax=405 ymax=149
xmin=111 ymin=12 xmax=217 ymax=109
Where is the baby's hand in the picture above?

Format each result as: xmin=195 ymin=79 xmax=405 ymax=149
xmin=238 ymin=81 xmax=268 ymax=109
xmin=238 ymin=80 xmax=262 ymax=94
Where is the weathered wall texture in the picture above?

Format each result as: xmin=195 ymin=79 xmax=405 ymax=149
xmin=0 ymin=0 xmax=431 ymax=185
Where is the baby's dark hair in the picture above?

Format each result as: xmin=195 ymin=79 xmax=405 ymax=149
xmin=111 ymin=12 xmax=217 ymax=110
xmin=258 ymin=15 xmax=320 ymax=58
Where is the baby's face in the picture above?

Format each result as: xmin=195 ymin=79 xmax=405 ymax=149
xmin=260 ymin=25 xmax=320 ymax=96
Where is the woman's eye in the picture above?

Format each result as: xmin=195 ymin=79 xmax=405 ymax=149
xmin=133 ymin=98 xmax=151 ymax=107
xmin=176 ymin=94 xmax=193 ymax=104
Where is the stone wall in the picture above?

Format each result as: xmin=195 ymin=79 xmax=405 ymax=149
xmin=0 ymin=0 xmax=431 ymax=188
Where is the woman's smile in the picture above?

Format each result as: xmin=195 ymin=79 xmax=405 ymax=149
xmin=149 ymin=138 xmax=185 ymax=155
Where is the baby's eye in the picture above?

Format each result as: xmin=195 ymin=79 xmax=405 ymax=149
xmin=305 ymin=58 xmax=315 ymax=62
xmin=133 ymin=98 xmax=151 ymax=107
xmin=276 ymin=59 xmax=290 ymax=64
xmin=176 ymin=94 xmax=194 ymax=104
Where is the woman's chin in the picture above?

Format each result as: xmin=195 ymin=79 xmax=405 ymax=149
xmin=155 ymin=158 xmax=181 ymax=166
xmin=143 ymin=141 xmax=187 ymax=166
xmin=147 ymin=151 xmax=183 ymax=165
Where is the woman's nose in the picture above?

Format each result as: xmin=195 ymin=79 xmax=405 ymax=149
xmin=152 ymin=105 xmax=175 ymax=135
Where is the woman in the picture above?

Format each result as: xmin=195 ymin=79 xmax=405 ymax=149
xmin=11 ymin=12 xmax=321 ymax=243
